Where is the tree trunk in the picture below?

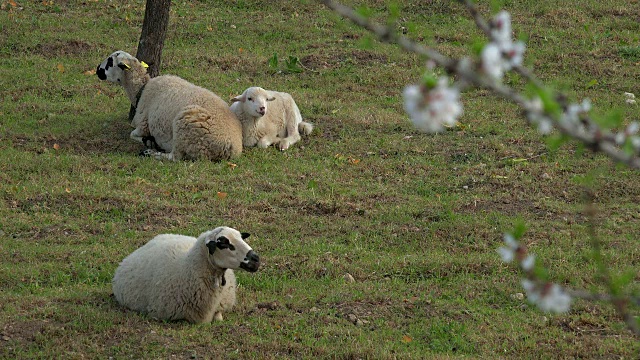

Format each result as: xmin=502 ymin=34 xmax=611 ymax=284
xmin=129 ymin=0 xmax=171 ymax=120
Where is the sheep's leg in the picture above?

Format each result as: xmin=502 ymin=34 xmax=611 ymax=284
xmin=278 ymin=120 xmax=302 ymax=151
xmin=130 ymin=127 xmax=146 ymax=143
xmin=257 ymin=134 xmax=280 ymax=149
xmin=298 ymin=121 xmax=314 ymax=136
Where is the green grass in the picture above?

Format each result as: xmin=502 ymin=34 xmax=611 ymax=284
xmin=1 ymin=0 xmax=639 ymax=358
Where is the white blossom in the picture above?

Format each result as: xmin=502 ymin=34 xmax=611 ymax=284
xmin=521 ymin=279 xmax=572 ymax=313
xmin=497 ymin=246 xmax=515 ymax=263
xmin=481 ymin=43 xmax=505 ymax=80
xmin=403 ymin=77 xmax=463 ymax=133
xmin=503 ymin=41 xmax=526 ymax=69
xmin=521 ymin=279 xmax=539 ymax=303
xmin=504 ymin=233 xmax=518 ymax=249
xmin=538 ymin=284 xmax=572 ymax=313
xmin=521 ymin=254 xmax=535 ymax=271
xmin=481 ymin=11 xmax=526 ymax=81
xmin=615 ymin=122 xmax=640 ymax=145
xmin=491 ymin=11 xmax=512 ymax=46
xmin=561 ymin=98 xmax=591 ymax=128
xmin=526 ymin=97 xmax=553 ymax=135
xmin=497 ymin=233 xmax=519 ymax=263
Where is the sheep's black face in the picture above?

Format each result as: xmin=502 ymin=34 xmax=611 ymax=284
xmin=240 ymin=250 xmax=260 ymax=272
xmin=204 ymin=227 xmax=260 ymax=272
xmin=96 ymin=51 xmax=134 ymax=83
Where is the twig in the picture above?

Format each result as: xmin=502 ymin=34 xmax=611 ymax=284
xmin=321 ymin=0 xmax=640 ymax=170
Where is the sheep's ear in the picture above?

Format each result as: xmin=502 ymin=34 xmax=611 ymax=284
xmin=230 ymin=94 xmax=246 ymax=103
xmin=267 ymin=96 xmax=276 ymax=102
xmin=206 ymin=240 xmax=217 ymax=255
xmin=241 ymin=232 xmax=250 ymax=240
xmin=117 ymin=61 xmax=131 ymax=71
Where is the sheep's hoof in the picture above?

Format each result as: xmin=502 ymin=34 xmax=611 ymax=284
xmin=214 ymin=312 xmax=224 ymax=321
xmin=139 ymin=149 xmax=156 ymax=157
xmin=278 ymin=140 xmax=291 ymax=151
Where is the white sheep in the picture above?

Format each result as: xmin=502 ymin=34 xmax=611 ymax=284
xmin=112 ymin=227 xmax=260 ymax=323
xmin=230 ymin=87 xmax=313 ymax=151
xmin=96 ymin=51 xmax=243 ymax=161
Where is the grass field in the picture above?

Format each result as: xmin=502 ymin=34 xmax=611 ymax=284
xmin=1 ymin=0 xmax=639 ymax=358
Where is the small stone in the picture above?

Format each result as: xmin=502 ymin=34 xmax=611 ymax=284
xmin=344 ymin=273 xmax=355 ymax=283
xmin=514 ymin=293 xmax=524 ymax=300
xmin=542 ymin=172 xmax=551 ymax=180
xmin=355 ymin=319 xmax=364 ymax=326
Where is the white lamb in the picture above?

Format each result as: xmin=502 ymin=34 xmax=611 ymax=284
xmin=230 ymin=87 xmax=313 ymax=151
xmin=96 ymin=51 xmax=243 ymax=161
xmin=112 ymin=227 xmax=260 ymax=323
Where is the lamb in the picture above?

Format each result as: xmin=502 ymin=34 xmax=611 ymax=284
xmin=111 ymin=227 xmax=260 ymax=323
xmin=230 ymin=87 xmax=313 ymax=151
xmin=96 ymin=51 xmax=243 ymax=161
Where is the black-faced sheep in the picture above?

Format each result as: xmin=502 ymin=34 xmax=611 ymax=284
xmin=96 ymin=51 xmax=243 ymax=161
xmin=112 ymin=227 xmax=260 ymax=323
xmin=230 ymin=87 xmax=313 ymax=151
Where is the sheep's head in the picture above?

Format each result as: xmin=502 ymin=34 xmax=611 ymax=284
xmin=96 ymin=51 xmax=147 ymax=83
xmin=202 ymin=227 xmax=260 ymax=272
xmin=231 ymin=87 xmax=275 ymax=118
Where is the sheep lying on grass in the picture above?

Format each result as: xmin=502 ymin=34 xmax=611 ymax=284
xmin=96 ymin=51 xmax=243 ymax=161
xmin=230 ymin=87 xmax=313 ymax=150
xmin=112 ymin=227 xmax=260 ymax=323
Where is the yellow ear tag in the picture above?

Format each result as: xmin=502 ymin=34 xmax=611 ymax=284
xmin=140 ymin=61 xmax=149 ymax=69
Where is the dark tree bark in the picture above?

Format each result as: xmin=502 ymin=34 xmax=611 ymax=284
xmin=129 ymin=0 xmax=171 ymax=119
xmin=136 ymin=0 xmax=171 ymax=78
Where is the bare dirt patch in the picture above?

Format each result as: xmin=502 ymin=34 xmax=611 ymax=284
xmin=32 ymin=40 xmax=95 ymax=57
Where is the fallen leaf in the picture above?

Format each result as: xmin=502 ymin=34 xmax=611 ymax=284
xmin=206 ymin=25 xmax=213 ymax=31
xmin=227 ymin=162 xmax=237 ymax=170
xmin=401 ymin=335 xmax=412 ymax=343
xmin=65 ymin=188 xmax=71 ymax=193
xmin=238 ymin=48 xmax=243 ymax=53
xmin=83 ymin=69 xmax=96 ymax=75
xmin=9 ymin=0 xmax=17 ymax=7
xmin=217 ymin=191 xmax=227 ymax=199
xmin=57 ymin=63 xmax=64 ymax=73
xmin=53 ymin=143 xmax=60 ymax=150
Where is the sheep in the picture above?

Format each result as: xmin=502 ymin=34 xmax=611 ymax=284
xmin=230 ymin=87 xmax=313 ymax=151
xmin=111 ymin=227 xmax=260 ymax=323
xmin=96 ymin=51 xmax=243 ymax=161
